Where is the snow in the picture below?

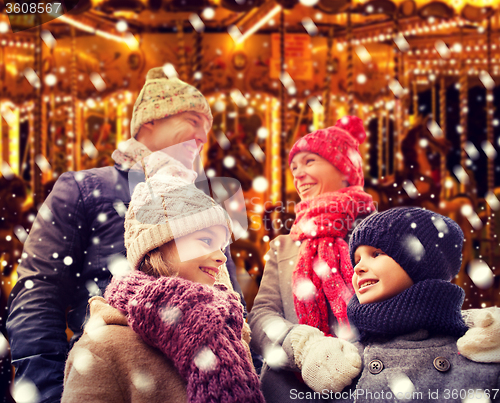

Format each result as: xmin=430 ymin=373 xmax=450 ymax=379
xmin=13 ymin=379 xmax=40 ymax=403
xmin=294 ymin=278 xmax=317 ymax=301
xmin=264 ymin=345 xmax=288 ymax=369
xmin=193 ymin=347 xmax=218 ymax=372
xmin=107 ymin=254 xmax=131 ymax=278
xmin=388 ymin=372 xmax=415 ymax=400
xmin=159 ymin=306 xmax=182 ymax=326
xmin=24 ymin=280 xmax=34 ymax=289
xmin=72 ymin=347 xmax=95 ymax=375
xmin=467 ymin=259 xmax=494 ymax=290
xmin=63 ymin=256 xmax=73 ymax=266
xmin=262 ymin=318 xmax=288 ymax=342
xmin=131 ymin=371 xmax=154 ymax=392
xmin=401 ymin=235 xmax=425 ymax=262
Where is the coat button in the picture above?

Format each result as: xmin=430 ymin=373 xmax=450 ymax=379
xmin=433 ymin=357 xmax=451 ymax=372
xmin=368 ymin=359 xmax=384 ymax=374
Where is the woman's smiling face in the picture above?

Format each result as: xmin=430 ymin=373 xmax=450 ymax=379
xmin=290 ymin=151 xmax=348 ymax=200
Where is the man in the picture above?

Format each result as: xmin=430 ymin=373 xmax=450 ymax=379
xmin=7 ymin=67 xmax=244 ymax=403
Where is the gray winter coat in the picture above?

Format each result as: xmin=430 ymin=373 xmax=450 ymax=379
xmin=344 ymin=330 xmax=500 ymax=403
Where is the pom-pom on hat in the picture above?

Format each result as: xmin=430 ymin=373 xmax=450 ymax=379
xmin=125 ymin=175 xmax=232 ymax=270
xmin=288 ymin=116 xmax=367 ymax=187
xmin=349 ymin=207 xmax=464 ymax=283
xmin=130 ymin=67 xmax=213 ymax=138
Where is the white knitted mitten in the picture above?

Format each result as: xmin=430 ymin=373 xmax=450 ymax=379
xmin=288 ymin=325 xmax=361 ymax=393
xmin=458 ymin=307 xmax=500 ymax=363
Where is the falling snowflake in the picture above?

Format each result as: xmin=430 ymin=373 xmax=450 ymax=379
xmin=264 ymin=345 xmax=288 ymax=369
xmin=159 ymin=306 xmax=182 ymax=326
xmin=113 ymin=200 xmax=127 ymax=217
xmin=63 ymin=256 xmax=73 ymax=266
xmin=107 ymin=255 xmax=131 ymax=278
xmin=467 ymin=259 xmax=494 ymax=289
xmin=294 ymin=278 xmax=317 ymax=301
xmin=38 ymin=204 xmax=53 ymax=222
xmin=262 ymin=318 xmax=288 ymax=342
xmin=0 ymin=333 xmax=8 ymax=357
xmin=401 ymin=235 xmax=424 ymax=262
xmin=388 ymin=372 xmax=415 ymax=400
xmin=313 ymin=259 xmax=330 ymax=279
xmin=97 ymin=213 xmax=107 ymax=223
xmin=12 ymin=378 xmax=40 ymax=403
xmin=24 ymin=280 xmax=34 ymax=289
xmin=194 ymin=347 xmax=218 ymax=372
xmin=431 ymin=216 xmax=449 ymax=234
xmin=14 ymin=225 xmax=28 ymax=243
xmin=131 ymin=371 xmax=155 ymax=392
xmin=462 ymin=390 xmax=491 ymax=403
xmin=72 ymin=347 xmax=95 ymax=375
xmin=402 ymin=181 xmax=418 ymax=199
xmin=85 ymin=280 xmax=100 ymax=297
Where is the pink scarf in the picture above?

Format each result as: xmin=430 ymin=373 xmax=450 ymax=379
xmin=105 ymin=271 xmax=264 ymax=403
xmin=290 ymin=186 xmax=376 ymax=334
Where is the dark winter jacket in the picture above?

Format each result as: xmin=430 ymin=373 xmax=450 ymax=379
xmin=6 ymin=163 xmax=244 ymax=403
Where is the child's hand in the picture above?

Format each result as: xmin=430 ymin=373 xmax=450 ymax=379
xmin=289 ymin=325 xmax=362 ymax=392
xmin=458 ymin=307 xmax=500 ymax=363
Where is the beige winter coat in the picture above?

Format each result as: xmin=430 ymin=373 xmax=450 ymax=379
xmin=62 ymin=296 xmax=187 ymax=403
xmin=63 ymin=268 xmax=252 ymax=403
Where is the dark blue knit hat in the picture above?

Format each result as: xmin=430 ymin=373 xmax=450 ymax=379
xmin=349 ymin=207 xmax=464 ymax=283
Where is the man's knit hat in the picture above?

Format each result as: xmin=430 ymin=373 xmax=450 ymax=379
xmin=130 ymin=67 xmax=213 ymax=138
xmin=288 ymin=116 xmax=367 ymax=187
xmin=349 ymin=207 xmax=464 ymax=283
xmin=125 ymin=175 xmax=232 ymax=270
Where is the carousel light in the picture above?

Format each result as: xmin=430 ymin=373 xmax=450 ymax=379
xmin=201 ymin=7 xmax=215 ymax=20
xmin=356 ymin=74 xmax=367 ymax=84
xmin=0 ymin=21 xmax=10 ymax=34
xmin=116 ymin=20 xmax=128 ymax=33
xmin=300 ymin=0 xmax=320 ymax=5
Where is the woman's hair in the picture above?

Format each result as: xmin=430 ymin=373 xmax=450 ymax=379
xmin=139 ymin=241 xmax=177 ymax=278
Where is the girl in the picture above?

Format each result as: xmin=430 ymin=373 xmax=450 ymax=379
xmin=62 ymin=173 xmax=264 ymax=403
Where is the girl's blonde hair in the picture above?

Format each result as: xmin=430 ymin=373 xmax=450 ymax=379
xmin=139 ymin=241 xmax=177 ymax=278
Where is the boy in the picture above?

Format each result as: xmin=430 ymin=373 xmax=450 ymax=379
xmin=345 ymin=207 xmax=500 ymax=402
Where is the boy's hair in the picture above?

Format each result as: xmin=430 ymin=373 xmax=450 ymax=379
xmin=349 ymin=207 xmax=464 ymax=283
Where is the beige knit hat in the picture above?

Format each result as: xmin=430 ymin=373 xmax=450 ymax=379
xmin=130 ymin=67 xmax=213 ymax=138
xmin=125 ymin=174 xmax=232 ymax=270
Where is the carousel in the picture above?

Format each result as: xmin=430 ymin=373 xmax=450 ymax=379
xmin=0 ymin=0 xmax=499 ymax=315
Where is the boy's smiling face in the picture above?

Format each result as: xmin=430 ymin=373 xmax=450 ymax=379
xmin=352 ymin=245 xmax=414 ymax=304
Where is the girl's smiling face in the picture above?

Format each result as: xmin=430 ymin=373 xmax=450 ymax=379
xmin=352 ymin=245 xmax=414 ymax=304
xmin=159 ymin=225 xmax=228 ymax=286
xmin=290 ymin=152 xmax=348 ymax=200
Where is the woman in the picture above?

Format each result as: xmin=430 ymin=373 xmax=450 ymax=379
xmin=248 ymin=116 xmax=374 ymax=402
xmin=62 ymin=172 xmax=264 ymax=403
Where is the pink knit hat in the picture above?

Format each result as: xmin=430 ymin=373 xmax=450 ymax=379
xmin=288 ymin=116 xmax=367 ymax=187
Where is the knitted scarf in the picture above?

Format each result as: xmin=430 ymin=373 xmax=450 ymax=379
xmin=105 ymin=271 xmax=264 ymax=403
xmin=347 ymin=279 xmax=469 ymax=342
xmin=112 ymin=137 xmax=198 ymax=183
xmin=290 ymin=186 xmax=375 ymax=334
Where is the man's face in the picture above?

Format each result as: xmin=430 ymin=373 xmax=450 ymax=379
xmin=139 ymin=112 xmax=211 ymax=168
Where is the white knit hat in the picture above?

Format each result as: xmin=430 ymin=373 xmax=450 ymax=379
xmin=130 ymin=67 xmax=213 ymax=138
xmin=125 ymin=175 xmax=232 ymax=270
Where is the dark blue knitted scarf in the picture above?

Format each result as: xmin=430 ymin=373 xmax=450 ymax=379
xmin=347 ymin=279 xmax=468 ymax=342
